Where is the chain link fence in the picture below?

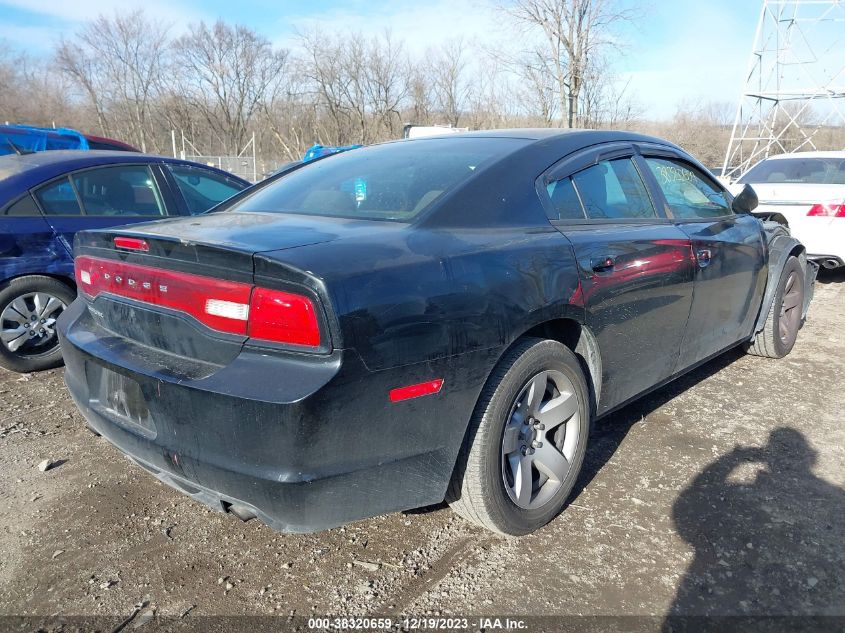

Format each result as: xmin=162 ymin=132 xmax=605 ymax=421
xmin=178 ymin=132 xmax=287 ymax=183
xmin=184 ymin=156 xmax=288 ymax=184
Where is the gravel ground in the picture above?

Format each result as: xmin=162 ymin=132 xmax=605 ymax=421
xmin=1 ymin=269 xmax=843 ymax=630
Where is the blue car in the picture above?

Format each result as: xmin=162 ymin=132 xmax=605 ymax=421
xmin=0 ymin=151 xmax=249 ymax=372
xmin=301 ymin=144 xmax=362 ymax=162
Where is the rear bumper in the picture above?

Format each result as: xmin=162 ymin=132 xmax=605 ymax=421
xmin=807 ymin=254 xmax=844 ymax=269
xmin=58 ymin=298 xmax=494 ymax=532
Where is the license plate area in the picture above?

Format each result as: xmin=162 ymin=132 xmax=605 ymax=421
xmin=89 ymin=366 xmax=157 ymax=439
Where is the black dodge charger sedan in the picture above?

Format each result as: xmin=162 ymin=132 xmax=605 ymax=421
xmin=57 ymin=130 xmax=816 ymax=536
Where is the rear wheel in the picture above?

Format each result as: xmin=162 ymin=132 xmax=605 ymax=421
xmin=448 ymin=338 xmax=590 ymax=536
xmin=747 ymin=256 xmax=804 ymax=359
xmin=0 ymin=276 xmax=75 ymax=373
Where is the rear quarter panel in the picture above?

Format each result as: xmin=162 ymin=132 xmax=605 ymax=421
xmin=265 ymin=226 xmax=584 ymax=372
xmin=0 ymin=216 xmax=74 ymax=284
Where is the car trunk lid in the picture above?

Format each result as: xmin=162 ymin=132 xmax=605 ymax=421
xmin=71 ymin=212 xmax=367 ymax=365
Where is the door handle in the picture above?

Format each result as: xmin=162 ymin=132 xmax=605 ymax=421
xmin=590 ymin=256 xmax=615 ymax=272
xmin=696 ymin=249 xmax=712 ymax=268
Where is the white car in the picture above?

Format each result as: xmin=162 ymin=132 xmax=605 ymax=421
xmin=733 ymin=151 xmax=845 ymax=269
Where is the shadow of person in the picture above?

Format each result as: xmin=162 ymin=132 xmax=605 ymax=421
xmin=666 ymin=427 xmax=845 ymax=628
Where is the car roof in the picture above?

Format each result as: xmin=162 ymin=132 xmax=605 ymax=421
xmin=0 ymin=150 xmax=249 ymax=200
xmin=401 ymin=128 xmax=683 ymax=154
xmin=2 ymin=149 xmax=190 ymax=170
xmin=421 ymin=128 xmax=657 ymax=141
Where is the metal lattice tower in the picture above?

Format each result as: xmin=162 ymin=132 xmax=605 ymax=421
xmin=723 ymin=0 xmax=845 ymax=180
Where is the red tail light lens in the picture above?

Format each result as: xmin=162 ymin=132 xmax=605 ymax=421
xmin=75 ymin=256 xmax=322 ymax=349
xmin=807 ymin=203 xmax=845 ymax=217
xmin=75 ymin=256 xmax=252 ymax=334
xmin=248 ymin=287 xmax=321 ymax=347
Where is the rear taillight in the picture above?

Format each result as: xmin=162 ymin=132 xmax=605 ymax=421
xmin=248 ymin=287 xmax=321 ymax=347
xmin=75 ymin=256 xmax=322 ymax=349
xmin=807 ymin=203 xmax=845 ymax=217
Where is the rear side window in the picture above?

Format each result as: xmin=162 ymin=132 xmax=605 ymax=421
xmin=739 ymin=156 xmax=845 ymax=185
xmin=72 ymin=165 xmax=165 ymax=217
xmin=229 ymin=137 xmax=525 ymax=221
xmin=645 ymin=158 xmax=730 ymax=220
xmin=34 ymin=177 xmax=82 ymax=216
xmin=571 ymin=159 xmax=657 ymax=220
xmin=544 ymin=178 xmax=586 ymax=221
xmin=2 ymin=193 xmax=40 ymax=216
xmin=169 ymin=165 xmax=245 ymax=214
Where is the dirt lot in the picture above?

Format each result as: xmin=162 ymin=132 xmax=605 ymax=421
xmin=1 ymin=270 xmax=843 ymax=630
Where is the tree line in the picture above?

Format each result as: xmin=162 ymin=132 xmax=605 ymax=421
xmin=1 ymin=1 xmax=643 ymax=162
xmin=1 ymin=1 xmax=841 ymax=171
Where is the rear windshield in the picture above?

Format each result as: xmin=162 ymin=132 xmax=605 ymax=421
xmin=738 ymin=156 xmax=845 ymax=185
xmin=227 ymin=137 xmax=526 ymax=221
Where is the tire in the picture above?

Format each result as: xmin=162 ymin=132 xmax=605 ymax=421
xmin=0 ymin=275 xmax=76 ymax=373
xmin=448 ymin=337 xmax=590 ymax=536
xmin=747 ymin=255 xmax=804 ymax=359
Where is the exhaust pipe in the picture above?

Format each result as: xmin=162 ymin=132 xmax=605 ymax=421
xmin=821 ymin=258 xmax=842 ymax=270
xmin=223 ymin=502 xmax=257 ymax=522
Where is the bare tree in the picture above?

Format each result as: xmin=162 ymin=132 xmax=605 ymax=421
xmin=298 ymin=29 xmax=353 ymax=145
xmin=56 ymin=10 xmax=170 ymax=151
xmin=518 ymin=48 xmax=559 ymax=125
xmin=407 ymin=65 xmax=434 ymax=125
xmin=173 ymin=21 xmax=289 ymax=153
xmin=297 ymin=29 xmax=412 ymax=145
xmin=262 ymin=60 xmax=319 ymax=160
xmin=430 ymin=38 xmax=471 ymax=127
xmin=22 ymin=11 xmax=841 ymax=174
xmin=0 ymin=45 xmax=24 ymax=122
xmin=579 ymin=55 xmax=642 ymax=128
xmin=365 ymin=31 xmax=409 ymax=139
xmin=499 ymin=0 xmax=636 ymax=128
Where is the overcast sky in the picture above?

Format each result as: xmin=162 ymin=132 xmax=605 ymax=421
xmin=0 ymin=0 xmax=764 ymax=119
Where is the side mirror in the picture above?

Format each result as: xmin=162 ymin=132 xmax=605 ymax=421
xmin=732 ymin=184 xmax=758 ymax=214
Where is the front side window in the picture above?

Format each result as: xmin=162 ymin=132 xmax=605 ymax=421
xmin=72 ymin=165 xmax=165 ymax=217
xmin=169 ymin=165 xmax=245 ymax=214
xmin=229 ymin=137 xmax=526 ymax=221
xmin=34 ymin=177 xmax=82 ymax=216
xmin=571 ymin=158 xmax=657 ymax=220
xmin=645 ymin=158 xmax=731 ymax=220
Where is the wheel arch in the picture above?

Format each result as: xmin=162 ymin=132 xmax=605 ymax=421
xmin=515 ymin=318 xmax=603 ymax=417
xmin=754 ymin=231 xmax=814 ymax=334
xmin=1 ymin=272 xmax=76 ymax=292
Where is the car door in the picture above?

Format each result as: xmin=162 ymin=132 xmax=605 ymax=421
xmin=539 ymin=144 xmax=697 ymax=414
xmin=637 ymin=150 xmax=767 ymax=369
xmin=32 ymin=163 xmax=180 ymax=257
xmin=0 ymin=193 xmax=72 ymax=280
xmin=162 ymin=164 xmax=248 ymax=215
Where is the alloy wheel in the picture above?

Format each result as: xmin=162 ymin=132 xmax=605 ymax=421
xmin=501 ymin=369 xmax=581 ymax=510
xmin=1 ymin=292 xmax=67 ymax=355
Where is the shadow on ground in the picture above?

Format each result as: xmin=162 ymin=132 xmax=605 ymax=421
xmin=572 ymin=347 xmax=745 ymax=498
xmin=664 ymin=426 xmax=845 ymax=619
